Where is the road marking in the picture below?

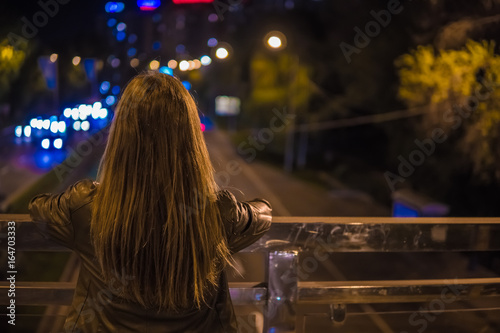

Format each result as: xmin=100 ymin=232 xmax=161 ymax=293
xmin=207 ymin=131 xmax=291 ymax=216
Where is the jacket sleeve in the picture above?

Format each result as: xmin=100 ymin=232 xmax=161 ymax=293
xmin=217 ymin=190 xmax=272 ymax=253
xmin=28 ymin=179 xmax=95 ymax=250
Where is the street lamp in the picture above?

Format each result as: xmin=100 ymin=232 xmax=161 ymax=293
xmin=213 ymin=42 xmax=232 ymax=60
xmin=263 ymin=31 xmax=299 ymax=173
xmin=264 ymin=31 xmax=287 ymax=51
xmin=216 ymin=47 xmax=229 ymax=59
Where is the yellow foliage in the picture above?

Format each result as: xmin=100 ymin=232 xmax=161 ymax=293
xmin=0 ymin=39 xmax=27 ymax=100
xmin=396 ymin=40 xmax=500 ymax=179
xmin=250 ymin=52 xmax=311 ymax=112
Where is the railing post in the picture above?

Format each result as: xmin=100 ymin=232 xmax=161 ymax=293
xmin=265 ymin=250 xmax=298 ymax=333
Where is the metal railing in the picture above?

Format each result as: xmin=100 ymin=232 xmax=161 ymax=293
xmin=1 ymin=215 xmax=500 ymax=332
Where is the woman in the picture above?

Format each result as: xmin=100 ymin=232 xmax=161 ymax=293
xmin=29 ymin=71 xmax=272 ymax=332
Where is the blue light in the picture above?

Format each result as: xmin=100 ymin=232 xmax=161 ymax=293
xmin=100 ymin=108 xmax=109 ymax=119
xmin=15 ymin=126 xmax=22 ymax=137
xmin=73 ymin=121 xmax=81 ymax=131
xmin=107 ymin=18 xmax=117 ymax=27
xmin=71 ymin=108 xmax=79 ymax=120
xmin=105 ymin=2 xmax=125 ymax=13
xmin=207 ymin=38 xmax=218 ymax=47
xmin=58 ymin=121 xmax=66 ymax=133
xmin=116 ymin=22 xmax=127 ymax=32
xmin=176 ymin=44 xmax=185 ymax=54
xmin=200 ymin=55 xmax=212 ymax=66
xmin=152 ymin=13 xmax=162 ymax=23
xmin=41 ymin=138 xmax=50 ymax=149
xmin=393 ymin=202 xmax=420 ymax=217
xmin=128 ymin=34 xmax=138 ymax=44
xmin=63 ymin=108 xmax=72 ymax=118
xmin=34 ymin=150 xmax=67 ymax=170
xmin=105 ymin=95 xmax=116 ymax=106
xmin=100 ymin=81 xmax=110 ymax=94
xmin=42 ymin=120 xmax=50 ymax=130
xmin=137 ymin=0 xmax=160 ymax=11
xmin=112 ymin=86 xmax=120 ymax=95
xmin=116 ymin=32 xmax=126 ymax=42
xmin=30 ymin=118 xmax=37 ymax=127
xmin=50 ymin=121 xmax=59 ymax=134
xmin=81 ymin=121 xmax=90 ymax=131
xmin=182 ymin=81 xmax=191 ymax=90
xmin=152 ymin=41 xmax=161 ymax=51
xmin=127 ymin=48 xmax=137 ymax=57
xmin=49 ymin=115 xmax=58 ymax=122
xmin=53 ymin=138 xmax=63 ymax=149
xmin=159 ymin=66 xmax=173 ymax=75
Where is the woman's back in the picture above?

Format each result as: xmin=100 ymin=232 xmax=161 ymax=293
xmin=29 ymin=72 xmax=272 ymax=332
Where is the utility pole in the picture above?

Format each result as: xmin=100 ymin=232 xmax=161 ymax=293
xmin=284 ymin=54 xmax=299 ymax=173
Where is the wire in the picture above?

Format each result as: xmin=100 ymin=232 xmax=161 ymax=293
xmin=296 ymin=106 xmax=429 ymax=133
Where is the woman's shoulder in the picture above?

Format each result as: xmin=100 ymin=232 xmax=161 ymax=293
xmin=66 ymin=179 xmax=99 ymax=210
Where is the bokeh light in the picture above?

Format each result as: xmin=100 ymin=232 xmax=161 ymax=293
xmin=53 ymin=138 xmax=63 ymax=149
xmin=179 ymin=60 xmax=189 ymax=71
xmin=168 ymin=59 xmax=178 ymax=68
xmin=159 ymin=66 xmax=173 ymax=75
xmin=200 ymin=55 xmax=212 ymax=66
xmin=41 ymin=138 xmax=50 ymax=149
xmin=149 ymin=60 xmax=160 ymax=70
xmin=207 ymin=38 xmax=218 ymax=47
xmin=216 ymin=47 xmax=228 ymax=59
xmin=130 ymin=58 xmax=139 ymax=67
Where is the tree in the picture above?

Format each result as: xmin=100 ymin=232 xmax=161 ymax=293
xmin=395 ymin=40 xmax=500 ymax=180
xmin=0 ymin=38 xmax=26 ymax=102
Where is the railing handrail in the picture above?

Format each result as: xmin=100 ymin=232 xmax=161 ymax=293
xmin=2 ymin=214 xmax=500 ymax=224
xmin=3 ymin=215 xmax=500 ymax=253
xmin=2 ymin=214 xmax=500 ymax=332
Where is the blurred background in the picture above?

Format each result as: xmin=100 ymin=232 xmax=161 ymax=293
xmin=1 ymin=0 xmax=500 ymax=332
xmin=1 ymin=0 xmax=500 ymax=217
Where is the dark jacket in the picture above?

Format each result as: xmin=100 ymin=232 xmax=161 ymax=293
xmin=29 ymin=179 xmax=272 ymax=333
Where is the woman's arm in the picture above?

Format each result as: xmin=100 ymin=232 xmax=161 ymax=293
xmin=217 ymin=190 xmax=272 ymax=253
xmin=28 ymin=179 xmax=95 ymax=249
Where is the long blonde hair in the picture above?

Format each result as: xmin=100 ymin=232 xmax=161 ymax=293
xmin=91 ymin=71 xmax=231 ymax=311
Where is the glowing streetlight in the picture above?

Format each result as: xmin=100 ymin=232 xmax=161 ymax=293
xmin=49 ymin=53 xmax=58 ymax=63
xmin=72 ymin=56 xmax=81 ymax=66
xmin=216 ymin=47 xmax=228 ymax=59
xmin=267 ymin=36 xmax=282 ymax=49
xmin=264 ymin=31 xmax=287 ymax=51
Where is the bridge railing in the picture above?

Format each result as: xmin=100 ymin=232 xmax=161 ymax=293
xmin=1 ymin=215 xmax=500 ymax=332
